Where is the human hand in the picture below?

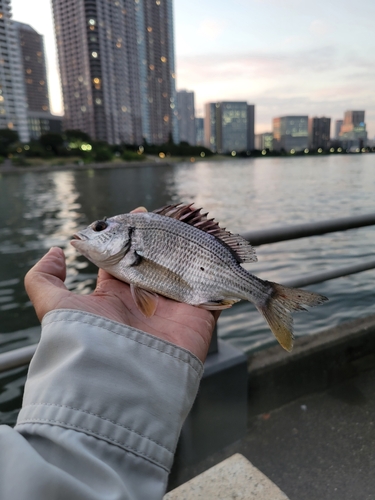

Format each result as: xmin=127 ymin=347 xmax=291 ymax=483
xmin=25 ymin=210 xmax=219 ymax=363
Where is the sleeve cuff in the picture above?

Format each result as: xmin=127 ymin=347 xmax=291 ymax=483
xmin=16 ymin=309 xmax=203 ymax=472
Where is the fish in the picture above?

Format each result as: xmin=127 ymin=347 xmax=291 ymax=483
xmin=71 ymin=204 xmax=328 ymax=351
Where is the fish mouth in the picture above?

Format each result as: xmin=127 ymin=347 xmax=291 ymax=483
xmin=71 ymin=232 xmax=88 ymax=241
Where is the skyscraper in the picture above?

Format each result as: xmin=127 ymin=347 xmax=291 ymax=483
xmin=0 ymin=1 xmax=29 ymax=142
xmin=204 ymin=101 xmax=255 ymax=153
xmin=339 ymin=110 xmax=367 ymax=148
xmin=308 ymin=117 xmax=331 ymax=150
xmin=334 ymin=119 xmax=343 ymax=139
xmin=177 ymin=90 xmax=195 ymax=145
xmin=273 ymin=116 xmax=308 ymax=152
xmin=14 ymin=21 xmax=62 ymax=139
xmin=52 ymin=0 xmax=178 ymax=145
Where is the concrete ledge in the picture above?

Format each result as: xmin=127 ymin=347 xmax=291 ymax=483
xmin=164 ymin=453 xmax=289 ymax=499
xmin=247 ymin=314 xmax=375 ymax=415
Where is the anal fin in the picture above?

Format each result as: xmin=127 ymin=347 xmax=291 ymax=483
xmin=198 ymin=299 xmax=238 ymax=311
xmin=131 ymin=284 xmax=159 ymax=317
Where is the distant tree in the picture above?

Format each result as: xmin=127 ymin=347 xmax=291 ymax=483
xmin=40 ymin=133 xmax=64 ymax=155
xmin=64 ymin=129 xmax=91 ymax=143
xmin=94 ymin=147 xmax=112 ymax=162
xmin=0 ymin=129 xmax=19 ymax=155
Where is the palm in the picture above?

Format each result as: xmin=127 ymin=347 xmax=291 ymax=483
xmin=25 ymin=249 xmax=217 ymax=362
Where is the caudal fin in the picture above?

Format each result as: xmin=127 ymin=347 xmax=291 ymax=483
xmin=256 ymin=282 xmax=328 ymax=352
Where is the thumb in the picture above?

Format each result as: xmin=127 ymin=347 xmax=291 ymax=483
xmin=25 ymin=247 xmax=70 ymax=321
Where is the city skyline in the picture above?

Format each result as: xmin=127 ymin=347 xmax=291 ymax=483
xmin=11 ymin=0 xmax=375 ymax=138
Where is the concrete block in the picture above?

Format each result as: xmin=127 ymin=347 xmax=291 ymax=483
xmin=164 ymin=453 xmax=289 ymax=499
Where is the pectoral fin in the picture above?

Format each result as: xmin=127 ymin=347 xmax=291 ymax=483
xmin=130 ymin=284 xmax=159 ymax=317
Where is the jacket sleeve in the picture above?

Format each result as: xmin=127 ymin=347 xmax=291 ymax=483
xmin=0 ymin=309 xmax=203 ymax=500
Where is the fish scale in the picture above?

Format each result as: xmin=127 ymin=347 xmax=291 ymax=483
xmin=71 ymin=204 xmax=328 ymax=351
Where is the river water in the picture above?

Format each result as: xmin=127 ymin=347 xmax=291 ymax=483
xmin=1 ymin=154 xmax=375 ymax=423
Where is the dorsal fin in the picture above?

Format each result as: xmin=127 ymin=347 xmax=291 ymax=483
xmin=153 ymin=204 xmax=257 ymax=263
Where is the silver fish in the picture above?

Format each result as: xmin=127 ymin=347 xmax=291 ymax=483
xmin=71 ymin=204 xmax=327 ymax=351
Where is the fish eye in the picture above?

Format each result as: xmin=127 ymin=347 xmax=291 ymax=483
xmin=93 ymin=220 xmax=108 ymax=232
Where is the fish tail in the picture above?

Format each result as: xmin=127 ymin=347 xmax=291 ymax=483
xmin=255 ymin=282 xmax=328 ymax=352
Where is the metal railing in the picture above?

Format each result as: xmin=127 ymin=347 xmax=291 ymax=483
xmin=1 ymin=212 xmax=375 ymax=372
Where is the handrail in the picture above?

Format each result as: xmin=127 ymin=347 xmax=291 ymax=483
xmin=242 ymin=213 xmax=375 ymax=246
xmin=1 ymin=212 xmax=375 ymax=373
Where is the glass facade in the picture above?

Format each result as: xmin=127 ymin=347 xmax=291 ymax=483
xmin=273 ymin=116 xmax=308 ymax=152
xmin=52 ymin=0 xmax=178 ymax=145
xmin=0 ymin=1 xmax=29 ymax=142
xmin=177 ymin=90 xmax=195 ymax=145
xmin=308 ymin=117 xmax=331 ymax=150
xmin=204 ymin=101 xmax=254 ymax=153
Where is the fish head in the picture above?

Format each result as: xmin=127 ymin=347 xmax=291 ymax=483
xmin=71 ymin=216 xmax=131 ymax=267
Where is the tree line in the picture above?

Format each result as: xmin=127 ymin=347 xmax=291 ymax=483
xmin=0 ymin=129 xmax=213 ymax=165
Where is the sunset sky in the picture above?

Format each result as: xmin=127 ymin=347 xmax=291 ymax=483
xmin=11 ymin=0 xmax=375 ymax=137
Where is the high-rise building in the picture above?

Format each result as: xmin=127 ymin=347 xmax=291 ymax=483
xmin=195 ymin=117 xmax=204 ymax=145
xmin=204 ymin=101 xmax=255 ymax=153
xmin=177 ymin=90 xmax=195 ymax=145
xmin=255 ymin=132 xmax=273 ymax=151
xmin=204 ymin=103 xmax=217 ymax=151
xmin=339 ymin=110 xmax=367 ymax=148
xmin=273 ymin=116 xmax=308 ymax=152
xmin=14 ymin=21 xmax=62 ymax=140
xmin=0 ymin=1 xmax=29 ymax=142
xmin=52 ymin=0 xmax=178 ymax=145
xmin=308 ymin=117 xmax=331 ymax=150
xmin=14 ymin=22 xmax=49 ymax=113
xmin=334 ymin=119 xmax=343 ymax=139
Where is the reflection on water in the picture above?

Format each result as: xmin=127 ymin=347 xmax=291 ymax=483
xmin=1 ymin=156 xmax=375 ymax=423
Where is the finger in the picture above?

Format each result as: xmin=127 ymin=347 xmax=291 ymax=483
xmin=96 ymin=268 xmax=122 ymax=287
xmin=25 ymin=247 xmax=70 ymax=321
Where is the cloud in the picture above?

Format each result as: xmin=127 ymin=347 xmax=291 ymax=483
xmin=197 ymin=19 xmax=225 ymax=41
xmin=176 ymin=46 xmax=375 ymax=136
xmin=309 ymin=19 xmax=330 ymax=37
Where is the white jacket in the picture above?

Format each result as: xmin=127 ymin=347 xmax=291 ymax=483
xmin=0 ymin=309 xmax=203 ymax=499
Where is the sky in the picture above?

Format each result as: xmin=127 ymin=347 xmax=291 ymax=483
xmin=11 ymin=0 xmax=375 ymax=137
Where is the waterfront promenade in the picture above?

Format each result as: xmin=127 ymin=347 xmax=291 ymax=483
xmin=168 ymin=314 xmax=375 ymax=499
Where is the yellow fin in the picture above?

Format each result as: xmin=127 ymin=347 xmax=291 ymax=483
xmin=130 ymin=284 xmax=159 ymax=317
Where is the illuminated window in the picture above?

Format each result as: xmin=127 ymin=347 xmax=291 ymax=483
xmin=26 ymin=78 xmax=33 ymax=84
xmin=92 ymin=51 xmax=98 ymax=58
xmin=42 ymin=105 xmax=48 ymax=111
xmin=149 ymin=64 xmax=155 ymax=70
xmin=0 ymin=96 xmax=3 ymax=102
xmin=161 ymin=56 xmax=167 ymax=62
xmin=88 ymin=19 xmax=96 ymax=25
xmin=156 ymin=0 xmax=161 ymax=4
xmin=95 ymin=98 xmax=102 ymax=105
xmin=0 ymin=13 xmax=3 ymax=19
xmin=93 ymin=77 xmax=101 ymax=89
xmin=163 ymin=115 xmax=169 ymax=122
xmin=116 ymin=42 xmax=121 ymax=48
xmin=26 ymin=68 xmax=32 ymax=74
xmin=81 ymin=106 xmax=86 ymax=112
xmin=121 ymin=106 xmax=127 ymax=112
xmin=7 ymin=122 xmax=13 ymax=129
xmin=147 ymin=26 xmax=152 ymax=32
xmin=40 ymin=80 xmax=45 ymax=85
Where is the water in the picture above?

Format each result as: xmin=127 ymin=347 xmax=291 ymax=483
xmin=1 ymin=154 xmax=375 ymax=424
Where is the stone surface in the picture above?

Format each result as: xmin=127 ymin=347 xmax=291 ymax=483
xmin=164 ymin=453 xmax=289 ymax=499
